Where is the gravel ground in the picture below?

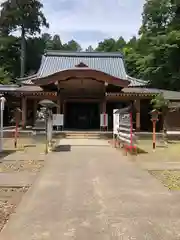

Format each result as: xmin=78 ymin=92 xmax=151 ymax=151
xmin=0 ymin=158 xmax=44 ymax=232
xmin=0 ymin=187 xmax=29 ymax=231
xmin=149 ymin=170 xmax=180 ymax=190
xmin=0 ymin=160 xmax=44 ymax=173
xmin=0 ymin=137 xmax=51 ymax=232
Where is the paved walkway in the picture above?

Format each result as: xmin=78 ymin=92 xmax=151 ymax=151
xmin=0 ymin=172 xmax=36 ymax=187
xmin=1 ymin=139 xmax=180 ymax=239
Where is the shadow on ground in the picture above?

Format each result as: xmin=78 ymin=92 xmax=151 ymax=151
xmin=0 ymin=150 xmax=16 ymax=159
xmin=52 ymin=145 xmax=71 ymax=152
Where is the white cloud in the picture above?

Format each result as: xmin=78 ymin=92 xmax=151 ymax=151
xmin=41 ymin=0 xmax=145 ymax=48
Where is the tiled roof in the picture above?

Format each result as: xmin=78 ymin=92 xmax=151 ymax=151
xmin=0 ymin=84 xmax=19 ymax=92
xmin=122 ymin=87 xmax=180 ymax=100
xmin=19 ymin=51 xmax=147 ymax=87
xmin=16 ymin=85 xmax=43 ymax=92
xmin=37 ymin=51 xmax=127 ymax=80
xmin=127 ymin=76 xmax=148 ymax=87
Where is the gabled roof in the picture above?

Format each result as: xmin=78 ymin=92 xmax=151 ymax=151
xmin=36 ymin=51 xmax=127 ymax=80
xmin=20 ymin=51 xmax=147 ymax=87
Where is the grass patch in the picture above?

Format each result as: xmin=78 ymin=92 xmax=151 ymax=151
xmin=149 ymin=170 xmax=180 ymax=190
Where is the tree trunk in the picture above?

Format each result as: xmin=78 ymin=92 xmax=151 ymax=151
xmin=20 ymin=27 xmax=26 ymax=78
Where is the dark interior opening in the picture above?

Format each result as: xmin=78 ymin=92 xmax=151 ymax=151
xmin=65 ymin=102 xmax=100 ymax=130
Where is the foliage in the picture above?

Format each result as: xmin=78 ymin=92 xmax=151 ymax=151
xmin=0 ymin=0 xmax=49 ymax=77
xmin=0 ymin=67 xmax=12 ymax=84
xmin=0 ymin=35 xmax=20 ymax=78
xmin=139 ymin=0 xmax=173 ymax=35
xmin=151 ymin=94 xmax=170 ymax=111
xmin=96 ymin=38 xmax=117 ymax=52
xmin=85 ymin=45 xmax=94 ymax=52
xmin=63 ymin=40 xmax=82 ymax=51
xmin=151 ymin=94 xmax=170 ymax=142
xmin=0 ymin=0 xmax=49 ymax=34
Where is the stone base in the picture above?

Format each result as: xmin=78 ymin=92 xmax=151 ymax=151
xmin=33 ymin=119 xmax=46 ymax=130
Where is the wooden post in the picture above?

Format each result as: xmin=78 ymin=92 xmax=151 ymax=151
xmin=21 ymin=96 xmax=27 ymax=129
xmin=152 ymin=120 xmax=156 ymax=149
xmin=135 ymin=99 xmax=140 ymax=131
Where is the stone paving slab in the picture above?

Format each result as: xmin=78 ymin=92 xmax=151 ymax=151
xmin=1 ymin=140 xmax=180 ymax=239
xmin=1 ymin=152 xmax=45 ymax=162
xmin=0 ymin=172 xmax=36 ymax=187
xmin=58 ymin=138 xmax=110 ymax=146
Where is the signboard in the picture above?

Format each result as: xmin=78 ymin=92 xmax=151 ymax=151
xmin=116 ymin=105 xmax=136 ymax=147
xmin=53 ymin=114 xmax=64 ymax=126
xmin=113 ymin=109 xmax=120 ymax=135
xmin=100 ymin=113 xmax=108 ymax=127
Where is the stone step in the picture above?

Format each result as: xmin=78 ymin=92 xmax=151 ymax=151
xmin=66 ymin=136 xmax=101 ymax=139
xmin=66 ymin=133 xmax=101 ymax=138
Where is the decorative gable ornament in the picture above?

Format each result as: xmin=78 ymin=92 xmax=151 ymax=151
xmin=75 ymin=62 xmax=88 ymax=68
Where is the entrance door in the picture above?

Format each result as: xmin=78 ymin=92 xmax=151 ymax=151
xmin=65 ymin=102 xmax=100 ymax=130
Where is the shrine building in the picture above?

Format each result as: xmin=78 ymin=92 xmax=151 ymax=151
xmin=1 ymin=51 xmax=180 ymax=131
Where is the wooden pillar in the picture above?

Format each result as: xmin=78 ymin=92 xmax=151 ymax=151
xmin=57 ymin=98 xmax=61 ymax=114
xmin=57 ymin=82 xmax=61 ymax=114
xmin=21 ymin=96 xmax=27 ymax=129
xmin=100 ymin=99 xmax=107 ymax=130
xmin=101 ymin=99 xmax=106 ymax=113
xmin=33 ymin=100 xmax=37 ymax=125
xmin=135 ymin=99 xmax=141 ymax=131
xmin=62 ymin=100 xmax=66 ymax=115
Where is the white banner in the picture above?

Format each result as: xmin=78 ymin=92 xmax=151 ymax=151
xmin=113 ymin=109 xmax=119 ymax=135
xmin=53 ymin=114 xmax=64 ymax=126
xmin=100 ymin=113 xmax=108 ymax=127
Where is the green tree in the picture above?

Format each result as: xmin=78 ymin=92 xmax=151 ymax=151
xmin=0 ymin=0 xmax=49 ymax=77
xmin=139 ymin=0 xmax=172 ymax=36
xmin=0 ymin=35 xmax=20 ymax=78
xmin=63 ymin=40 xmax=82 ymax=51
xmin=96 ymin=38 xmax=117 ymax=52
xmin=26 ymin=37 xmax=46 ymax=75
xmin=42 ymin=33 xmax=53 ymax=49
xmin=86 ymin=45 xmax=94 ymax=52
xmin=52 ymin=35 xmax=63 ymax=50
xmin=116 ymin=37 xmax=126 ymax=51
xmin=151 ymin=93 xmax=170 ymax=143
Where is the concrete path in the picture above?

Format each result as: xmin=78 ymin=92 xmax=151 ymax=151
xmin=1 ymin=139 xmax=180 ymax=239
xmin=2 ymin=152 xmax=45 ymax=161
xmin=0 ymin=172 xmax=36 ymax=187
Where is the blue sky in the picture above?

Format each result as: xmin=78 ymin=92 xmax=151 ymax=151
xmin=42 ymin=0 xmax=145 ymax=49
